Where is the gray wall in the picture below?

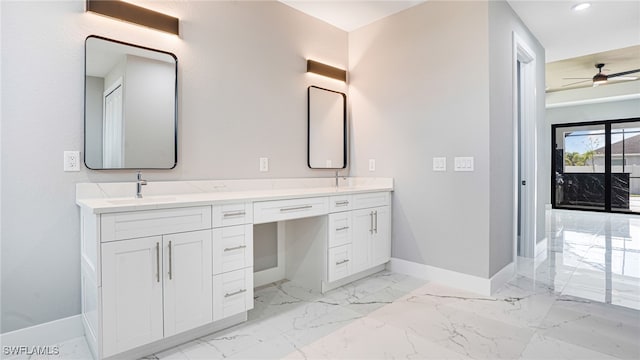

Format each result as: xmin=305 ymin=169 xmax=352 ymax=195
xmin=123 ymin=55 xmax=175 ymax=168
xmin=488 ymin=1 xmax=546 ymax=275
xmin=349 ymin=1 xmax=492 ymax=278
xmin=349 ymin=0 xmax=545 ymax=279
xmin=1 ymin=0 xmax=347 ymax=333
xmin=85 ymin=76 xmax=104 ymax=168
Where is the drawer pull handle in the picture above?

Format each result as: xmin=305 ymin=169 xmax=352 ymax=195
xmin=336 ymin=259 xmax=350 ymax=265
xmin=336 ymin=226 xmax=350 ymax=231
xmin=335 ymin=201 xmax=349 ymax=206
xmin=223 ymin=211 xmax=246 ymax=218
xmin=223 ymin=245 xmax=247 ymax=252
xmin=225 ymin=289 xmax=247 ymax=298
xmin=280 ymin=205 xmax=313 ymax=212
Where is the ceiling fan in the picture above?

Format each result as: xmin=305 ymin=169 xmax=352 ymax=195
xmin=563 ymin=63 xmax=640 ymax=87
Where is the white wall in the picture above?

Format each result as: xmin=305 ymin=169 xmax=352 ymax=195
xmin=0 ymin=0 xmax=347 ymax=333
xmin=85 ymin=76 xmax=103 ymax=167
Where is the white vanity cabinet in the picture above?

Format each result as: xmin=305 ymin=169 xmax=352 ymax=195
xmin=101 ymin=230 xmax=212 ymax=357
xmin=77 ymin=179 xmax=393 ymax=359
xmin=81 ymin=203 xmax=252 ymax=360
xmin=326 ymin=192 xmax=391 ymax=284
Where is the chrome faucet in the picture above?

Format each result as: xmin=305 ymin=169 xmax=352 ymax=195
xmin=335 ymin=170 xmax=346 ymax=188
xmin=136 ymin=171 xmax=147 ymax=198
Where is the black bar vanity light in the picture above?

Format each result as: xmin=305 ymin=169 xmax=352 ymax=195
xmin=307 ymin=60 xmax=347 ymax=82
xmin=86 ymin=0 xmax=179 ymax=36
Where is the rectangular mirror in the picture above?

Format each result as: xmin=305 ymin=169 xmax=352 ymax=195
xmin=84 ymin=35 xmax=177 ymax=170
xmin=307 ymin=86 xmax=347 ymax=169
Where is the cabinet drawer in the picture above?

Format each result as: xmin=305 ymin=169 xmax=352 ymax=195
xmin=101 ymin=206 xmax=212 ymax=242
xmin=328 ymin=212 xmax=352 ymax=248
xmin=329 ymin=195 xmax=352 ymax=213
xmin=352 ymin=192 xmax=390 ymax=210
xmin=213 ymin=224 xmax=253 ymax=275
xmin=328 ymin=244 xmax=352 ymax=283
xmin=213 ymin=268 xmax=254 ymax=322
xmin=253 ymin=197 xmax=328 ymax=224
xmin=213 ymin=202 xmax=252 ymax=228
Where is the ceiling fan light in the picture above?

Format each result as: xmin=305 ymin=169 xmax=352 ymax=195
xmin=593 ymin=73 xmax=607 ymax=85
xmin=571 ymin=2 xmax=591 ymax=11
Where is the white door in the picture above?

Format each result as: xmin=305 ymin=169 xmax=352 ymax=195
xmin=351 ymin=208 xmax=373 ymax=274
xmin=102 ymin=236 xmax=163 ymax=357
xmin=371 ymin=206 xmax=391 ymax=266
xmin=103 ymin=82 xmax=124 ymax=168
xmin=163 ymin=230 xmax=213 ymax=337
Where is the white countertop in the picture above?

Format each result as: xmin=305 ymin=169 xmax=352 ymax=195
xmin=76 ymin=177 xmax=393 ymax=214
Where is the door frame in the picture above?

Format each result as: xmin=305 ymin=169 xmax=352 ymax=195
xmin=512 ymin=32 xmax=537 ymax=260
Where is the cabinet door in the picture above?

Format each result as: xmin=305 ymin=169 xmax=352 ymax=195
xmin=351 ymin=208 xmax=373 ymax=274
xmin=163 ymin=230 xmax=213 ymax=337
xmin=102 ymin=236 xmax=163 ymax=357
xmin=371 ymin=206 xmax=391 ymax=266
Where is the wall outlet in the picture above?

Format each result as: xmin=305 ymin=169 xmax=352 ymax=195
xmin=368 ymin=159 xmax=376 ymax=172
xmin=259 ymin=157 xmax=269 ymax=172
xmin=454 ymin=157 xmax=474 ymax=172
xmin=64 ymin=151 xmax=80 ymax=172
xmin=433 ymin=157 xmax=446 ymax=171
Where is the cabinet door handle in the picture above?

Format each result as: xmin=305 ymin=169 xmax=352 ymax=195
xmin=156 ymin=242 xmax=160 ymax=283
xmin=224 ymin=245 xmax=247 ymax=252
xmin=369 ymin=211 xmax=374 ymax=234
xmin=280 ymin=205 xmax=312 ymax=212
xmin=336 ymin=226 xmax=349 ymax=231
xmin=374 ymin=210 xmax=378 ymax=234
xmin=336 ymin=259 xmax=350 ymax=265
xmin=168 ymin=241 xmax=173 ymax=280
xmin=335 ymin=200 xmax=349 ymax=206
xmin=223 ymin=211 xmax=246 ymax=218
xmin=225 ymin=289 xmax=247 ymax=298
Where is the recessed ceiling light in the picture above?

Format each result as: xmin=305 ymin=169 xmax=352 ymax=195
xmin=571 ymin=2 xmax=591 ymax=11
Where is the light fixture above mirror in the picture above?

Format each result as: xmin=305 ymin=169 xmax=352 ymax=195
xmin=86 ymin=0 xmax=179 ymax=35
xmin=307 ymin=60 xmax=347 ymax=82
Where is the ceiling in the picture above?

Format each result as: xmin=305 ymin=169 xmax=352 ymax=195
xmin=280 ymin=0 xmax=640 ymax=93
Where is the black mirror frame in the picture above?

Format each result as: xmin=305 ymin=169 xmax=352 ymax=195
xmin=84 ymin=35 xmax=178 ymax=170
xmin=307 ymin=85 xmax=347 ymax=170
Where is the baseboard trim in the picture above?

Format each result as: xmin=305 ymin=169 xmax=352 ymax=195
xmin=0 ymin=314 xmax=84 ymax=348
xmin=387 ymin=258 xmax=514 ymax=296
xmin=490 ymin=262 xmax=516 ymax=294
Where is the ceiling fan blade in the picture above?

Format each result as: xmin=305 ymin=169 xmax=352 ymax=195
xmin=608 ymin=76 xmax=638 ymax=81
xmin=608 ymin=69 xmax=640 ymax=78
xmin=562 ymin=79 xmax=592 ymax=87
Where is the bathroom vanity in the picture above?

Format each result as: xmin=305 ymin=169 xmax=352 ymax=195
xmin=76 ymin=177 xmax=392 ymax=359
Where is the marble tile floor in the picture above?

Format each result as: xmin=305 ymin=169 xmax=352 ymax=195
xmin=10 ymin=210 xmax=640 ymax=360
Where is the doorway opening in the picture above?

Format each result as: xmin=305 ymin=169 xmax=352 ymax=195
xmin=513 ymin=33 xmax=537 ymax=260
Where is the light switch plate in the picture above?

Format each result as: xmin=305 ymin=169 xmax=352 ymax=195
xmin=259 ymin=157 xmax=269 ymax=172
xmin=64 ymin=151 xmax=80 ymax=172
xmin=368 ymin=159 xmax=376 ymax=171
xmin=433 ymin=157 xmax=446 ymax=171
xmin=454 ymin=157 xmax=474 ymax=172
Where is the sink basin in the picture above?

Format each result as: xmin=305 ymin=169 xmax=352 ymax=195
xmin=107 ymin=196 xmax=177 ymax=205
